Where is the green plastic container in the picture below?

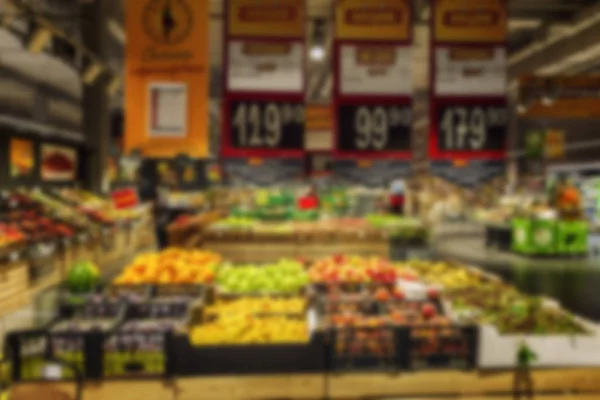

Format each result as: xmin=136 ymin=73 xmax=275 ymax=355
xmin=557 ymin=220 xmax=588 ymax=255
xmin=530 ymin=219 xmax=557 ymax=255
xmin=512 ymin=218 xmax=533 ymax=254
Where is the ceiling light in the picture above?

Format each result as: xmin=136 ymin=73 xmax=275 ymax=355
xmin=27 ymin=27 xmax=52 ymax=54
xmin=82 ymin=62 xmax=104 ymax=84
xmin=310 ymin=45 xmax=325 ymax=62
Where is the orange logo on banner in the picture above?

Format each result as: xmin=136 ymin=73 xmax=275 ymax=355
xmin=306 ymin=105 xmax=333 ymax=132
xmin=335 ymin=0 xmax=411 ymax=41
xmin=228 ymin=0 xmax=305 ymax=38
xmin=433 ymin=0 xmax=507 ymax=43
xmin=125 ymin=0 xmax=209 ymax=158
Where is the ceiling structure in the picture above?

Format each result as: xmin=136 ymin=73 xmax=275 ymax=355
xmin=2 ymin=0 xmax=600 ymax=108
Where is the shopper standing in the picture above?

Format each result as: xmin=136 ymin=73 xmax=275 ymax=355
xmin=389 ymin=178 xmax=406 ymax=215
xmin=513 ymin=339 xmax=536 ymax=400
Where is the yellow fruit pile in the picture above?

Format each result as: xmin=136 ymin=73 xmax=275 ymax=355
xmin=113 ymin=248 xmax=221 ymax=285
xmin=190 ymin=315 xmax=308 ymax=345
xmin=190 ymin=297 xmax=308 ymax=345
xmin=205 ymin=297 xmax=306 ymax=317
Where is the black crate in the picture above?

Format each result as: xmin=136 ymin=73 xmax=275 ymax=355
xmin=102 ymin=329 xmax=173 ymax=378
xmin=171 ymin=331 xmax=327 ymax=376
xmin=327 ymin=326 xmax=399 ymax=372
xmin=5 ymin=329 xmax=102 ymax=381
xmin=151 ymin=284 xmax=206 ymax=300
xmin=105 ymin=284 xmax=153 ymax=302
xmin=397 ymin=325 xmax=479 ymax=370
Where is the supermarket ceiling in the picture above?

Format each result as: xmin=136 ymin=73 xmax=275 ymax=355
xmin=197 ymin=0 xmax=600 ymax=101
xmin=3 ymin=0 xmax=600 ymax=103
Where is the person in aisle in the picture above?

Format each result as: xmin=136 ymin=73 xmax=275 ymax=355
xmin=389 ymin=178 xmax=406 ymax=215
xmin=298 ymin=184 xmax=320 ymax=210
xmin=513 ymin=339 xmax=536 ymax=400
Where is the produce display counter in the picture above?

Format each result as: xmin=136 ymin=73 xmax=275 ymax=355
xmin=0 ymin=190 xmax=156 ymax=326
xmin=198 ymin=217 xmax=426 ymax=263
xmin=9 ymin=369 xmax=600 ymax=400
xmin=6 ymin=247 xmax=600 ymax=400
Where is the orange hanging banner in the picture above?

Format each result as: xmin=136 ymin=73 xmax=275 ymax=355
xmin=125 ymin=0 xmax=210 ymax=158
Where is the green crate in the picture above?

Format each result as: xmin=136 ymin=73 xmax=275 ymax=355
xmin=530 ymin=219 xmax=558 ymax=255
xmin=557 ymin=220 xmax=588 ymax=254
xmin=512 ymin=218 xmax=532 ymax=254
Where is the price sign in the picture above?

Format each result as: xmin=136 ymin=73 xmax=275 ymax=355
xmin=229 ymin=100 xmax=305 ymax=150
xmin=436 ymin=104 xmax=507 ymax=152
xmin=337 ymin=104 xmax=412 ymax=152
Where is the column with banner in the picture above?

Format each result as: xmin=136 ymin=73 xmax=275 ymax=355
xmin=221 ymin=0 xmax=306 ymax=186
xmin=124 ymin=0 xmax=210 ymax=191
xmin=429 ymin=0 xmax=508 ymax=187
xmin=332 ymin=0 xmax=413 ymax=187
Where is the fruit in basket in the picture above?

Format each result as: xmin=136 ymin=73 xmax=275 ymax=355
xmin=217 ymin=260 xmax=308 ymax=294
xmin=67 ymin=261 xmax=99 ymax=293
xmin=206 ymin=297 xmax=306 ymax=316
xmin=427 ymin=288 xmax=440 ymax=301
xmin=374 ymin=287 xmax=391 ymax=302
xmin=392 ymin=288 xmax=405 ymax=300
xmin=113 ymin=249 xmax=220 ymax=285
xmin=308 ymin=255 xmax=398 ymax=284
xmin=190 ymin=315 xmax=308 ymax=345
xmin=421 ymin=303 xmax=437 ymax=320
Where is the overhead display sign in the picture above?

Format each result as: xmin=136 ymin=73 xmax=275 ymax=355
xmin=334 ymin=0 xmax=411 ymax=42
xmin=221 ymin=0 xmax=305 ymax=159
xmin=227 ymin=41 xmax=304 ymax=93
xmin=432 ymin=0 xmax=508 ymax=44
xmin=125 ymin=0 xmax=209 ymax=158
xmin=340 ymin=45 xmax=412 ymax=96
xmin=434 ymin=47 xmax=506 ymax=96
xmin=429 ymin=0 xmax=508 ymax=187
xmin=518 ymin=75 xmax=600 ymax=118
xmin=333 ymin=0 xmax=413 ymax=165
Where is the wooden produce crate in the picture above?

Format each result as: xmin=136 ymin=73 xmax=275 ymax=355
xmin=167 ymin=210 xmax=223 ymax=248
xmin=70 ymin=238 xmax=100 ymax=266
xmin=333 ymin=229 xmax=389 ymax=257
xmin=0 ymin=259 xmax=30 ymax=316
xmin=53 ymin=245 xmax=71 ymax=280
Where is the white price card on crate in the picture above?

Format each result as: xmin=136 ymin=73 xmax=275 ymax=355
xmin=42 ymin=363 xmax=63 ymax=380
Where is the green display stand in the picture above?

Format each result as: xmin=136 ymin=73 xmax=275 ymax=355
xmin=512 ymin=218 xmax=589 ymax=257
xmin=512 ymin=218 xmax=533 ymax=254
xmin=557 ymin=220 xmax=588 ymax=255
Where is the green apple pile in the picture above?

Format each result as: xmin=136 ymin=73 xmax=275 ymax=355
xmin=217 ymin=260 xmax=309 ymax=294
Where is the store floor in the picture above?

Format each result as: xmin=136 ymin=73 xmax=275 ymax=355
xmin=432 ymin=223 xmax=600 ymax=321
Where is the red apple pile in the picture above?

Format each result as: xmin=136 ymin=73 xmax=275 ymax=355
xmin=308 ymin=255 xmax=400 ymax=285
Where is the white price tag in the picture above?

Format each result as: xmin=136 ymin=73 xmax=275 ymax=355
xmin=42 ymin=363 xmax=63 ymax=380
xmin=306 ymin=308 xmax=318 ymax=335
